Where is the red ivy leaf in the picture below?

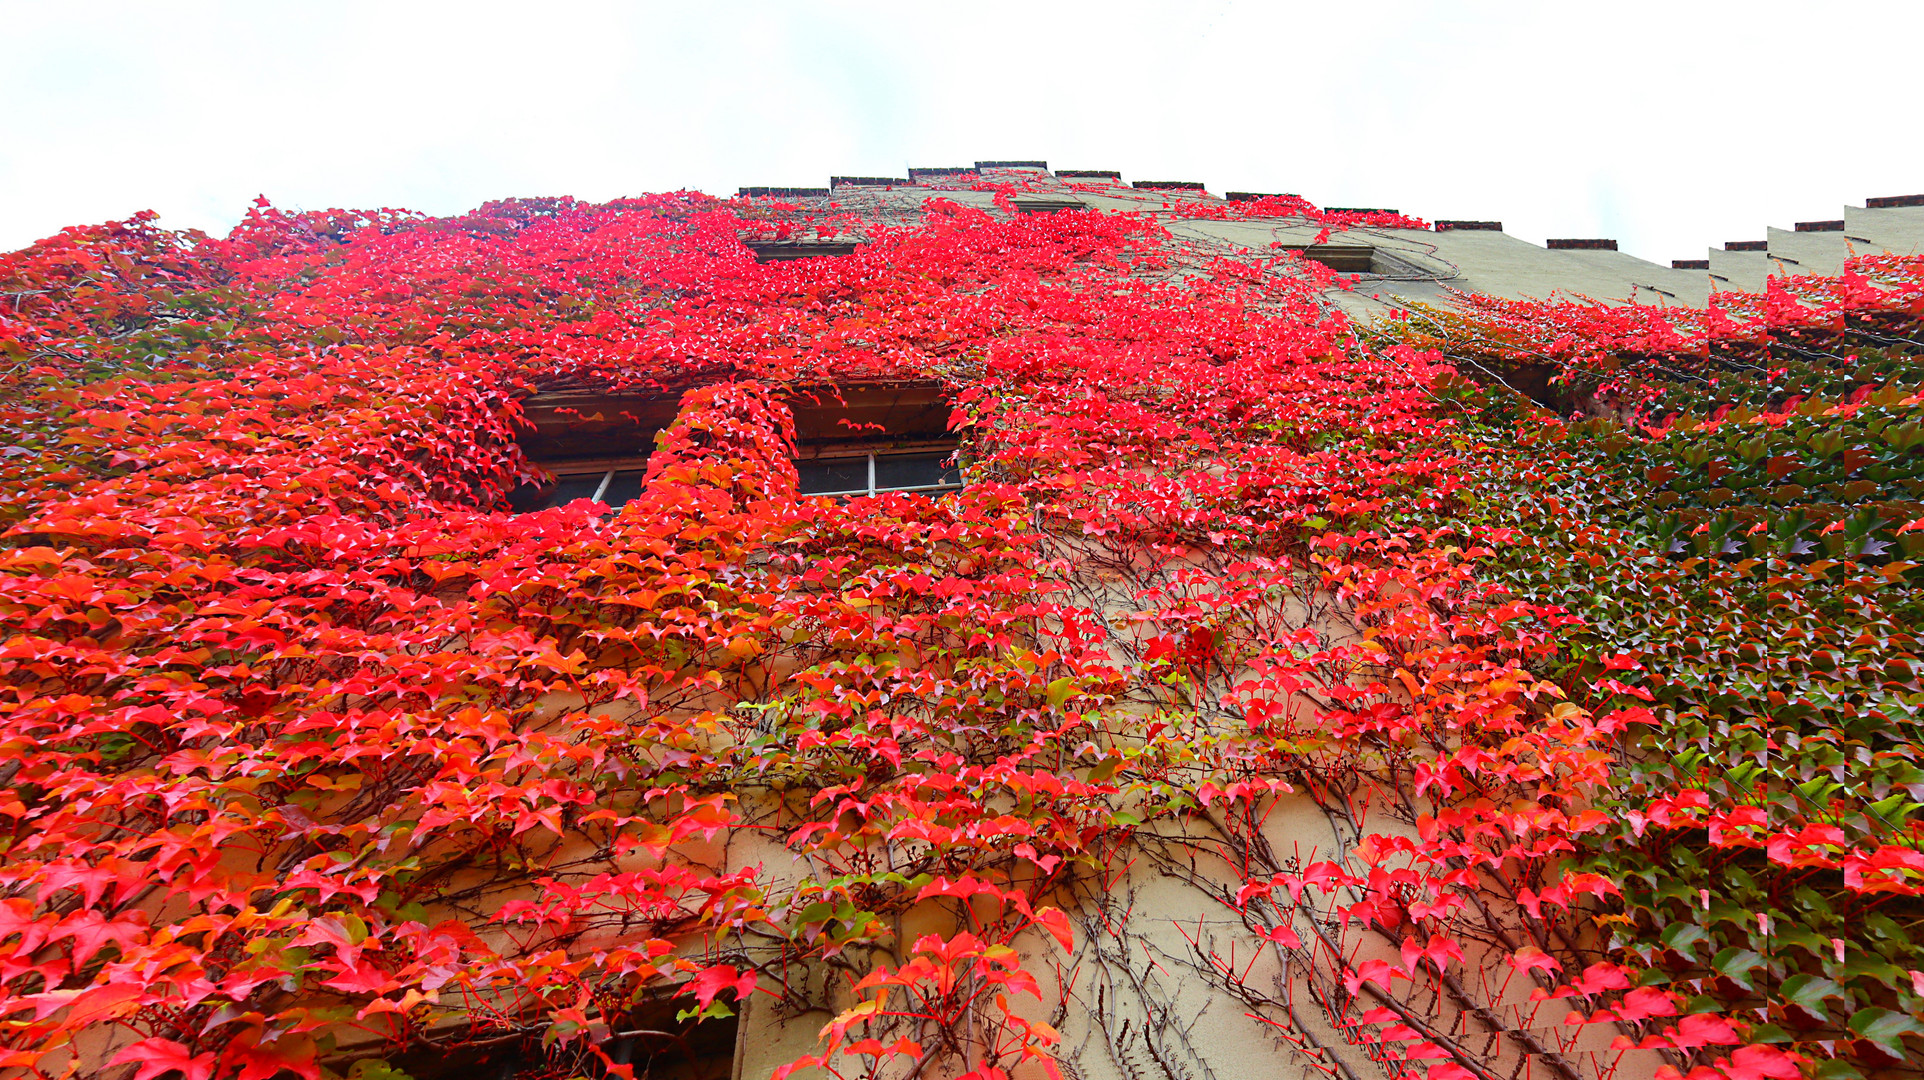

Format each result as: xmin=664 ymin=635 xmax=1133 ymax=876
xmin=686 ymin=964 xmax=756 ymax=1008
xmin=110 ymin=1039 xmax=216 ymax=1080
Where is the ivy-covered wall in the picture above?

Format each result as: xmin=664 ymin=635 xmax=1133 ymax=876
xmin=1 ymin=182 xmax=1920 ymax=1080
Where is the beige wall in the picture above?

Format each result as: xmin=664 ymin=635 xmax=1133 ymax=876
xmin=789 ymin=171 xmax=1924 ymax=320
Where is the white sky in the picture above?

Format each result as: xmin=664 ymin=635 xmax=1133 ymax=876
xmin=4 ymin=0 xmax=1920 ymax=264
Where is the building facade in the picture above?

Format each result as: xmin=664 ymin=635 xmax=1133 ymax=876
xmin=2 ymin=164 xmax=1920 ymax=1080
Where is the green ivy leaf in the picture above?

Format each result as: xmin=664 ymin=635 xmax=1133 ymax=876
xmin=1846 ymin=1007 xmax=1924 ymax=1056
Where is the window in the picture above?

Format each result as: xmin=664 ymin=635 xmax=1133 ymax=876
xmin=507 ymin=459 xmax=651 ymax=512
xmin=511 ymin=462 xmax=650 ymax=512
xmin=798 ymin=450 xmax=962 ymax=497
xmin=601 ymin=993 xmax=742 ymax=1080
xmin=1278 ymin=245 xmax=1376 ymax=273
xmin=1012 ymin=198 xmax=1085 ymax=214
xmin=378 ymin=988 xmax=742 ymax=1080
xmin=787 ymin=381 xmax=962 ymax=498
xmin=746 ymin=240 xmax=859 ymax=263
xmin=509 ymin=388 xmax=681 ymax=512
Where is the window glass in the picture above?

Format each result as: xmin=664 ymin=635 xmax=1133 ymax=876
xmin=874 ymin=452 xmax=960 ymax=491
xmin=798 ymin=457 xmax=869 ymax=495
xmin=549 ymin=473 xmax=608 ymax=505
xmin=602 ymin=469 xmax=647 ymax=508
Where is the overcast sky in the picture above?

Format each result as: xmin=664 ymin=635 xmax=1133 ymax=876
xmin=4 ymin=1 xmax=1920 ymax=264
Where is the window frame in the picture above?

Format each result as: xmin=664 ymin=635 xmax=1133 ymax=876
xmin=571 ymin=468 xmax=623 ymax=504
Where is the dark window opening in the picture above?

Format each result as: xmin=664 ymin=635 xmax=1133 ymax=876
xmin=1013 ymin=199 xmax=1084 ymax=214
xmin=786 ymin=382 xmax=955 ymax=448
xmin=512 ymin=464 xmax=650 ymax=513
xmin=1279 ymin=245 xmax=1375 ymax=274
xmin=374 ymin=993 xmax=741 ymax=1080
xmin=747 ymin=241 xmax=859 ymax=263
xmin=601 ymin=996 xmax=741 ymax=1080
